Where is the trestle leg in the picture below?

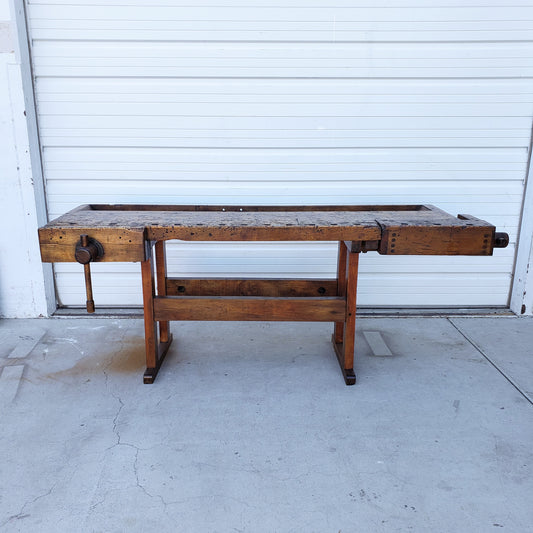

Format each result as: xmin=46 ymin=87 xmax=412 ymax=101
xmin=142 ymin=239 xmax=358 ymax=385
xmin=332 ymin=242 xmax=359 ymax=385
xmin=155 ymin=240 xmax=170 ymax=343
xmin=334 ymin=241 xmax=347 ymax=344
xmin=142 ymin=241 xmax=173 ymax=384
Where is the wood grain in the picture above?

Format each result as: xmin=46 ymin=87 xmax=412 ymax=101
xmin=153 ymin=296 xmax=346 ymax=322
xmin=39 ymin=204 xmax=504 ymax=256
xmin=342 ymin=251 xmax=359 ymax=371
xmin=334 ymin=241 xmax=347 ymax=344
xmin=155 ymin=241 xmax=169 ymax=343
xmin=39 ymin=226 xmax=145 ymax=262
xmin=166 ymin=278 xmax=338 ymax=297
xmin=141 ymin=251 xmax=158 ymax=370
xmin=378 ymin=225 xmax=495 ymax=255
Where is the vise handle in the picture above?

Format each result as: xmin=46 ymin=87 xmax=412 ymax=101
xmin=75 ymin=235 xmax=104 ymax=313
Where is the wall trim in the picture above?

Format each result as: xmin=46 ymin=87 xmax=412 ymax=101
xmin=9 ymin=0 xmax=55 ymax=315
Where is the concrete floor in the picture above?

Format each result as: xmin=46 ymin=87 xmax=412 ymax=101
xmin=0 ymin=316 xmax=532 ymax=533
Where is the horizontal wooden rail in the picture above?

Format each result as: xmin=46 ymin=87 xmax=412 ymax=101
xmin=166 ymin=278 xmax=338 ymax=297
xmin=153 ymin=296 xmax=346 ymax=322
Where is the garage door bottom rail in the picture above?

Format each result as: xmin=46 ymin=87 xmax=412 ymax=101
xmin=38 ymin=204 xmax=509 ymax=385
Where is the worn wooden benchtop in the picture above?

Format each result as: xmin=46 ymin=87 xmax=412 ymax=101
xmin=39 ymin=203 xmax=504 ymax=263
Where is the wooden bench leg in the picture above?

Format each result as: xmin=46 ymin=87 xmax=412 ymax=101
xmin=334 ymin=241 xmax=347 ymax=344
xmin=142 ymin=242 xmax=173 ymax=384
xmin=332 ymin=242 xmax=359 ymax=385
xmin=155 ymin=240 xmax=170 ymax=343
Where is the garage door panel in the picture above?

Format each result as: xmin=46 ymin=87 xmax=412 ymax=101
xmin=27 ymin=4 xmax=533 ymax=42
xmin=34 ymin=77 xmax=533 ymax=101
xmin=31 ymin=41 xmax=533 ymax=79
xmin=38 ymin=115 xmax=531 ymax=131
xmin=42 ymin=147 xmax=528 ymax=167
xmin=25 ymin=0 xmax=533 ymax=7
xmin=40 ymin=130 xmax=531 ymax=150
xmin=37 ymin=102 xmax=533 ymax=119
xmin=28 ymin=5 xmax=533 ymax=22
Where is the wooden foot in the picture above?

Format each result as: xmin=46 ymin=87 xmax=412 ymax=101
xmin=332 ymin=335 xmax=356 ymax=385
xmin=143 ymin=334 xmax=173 ymax=384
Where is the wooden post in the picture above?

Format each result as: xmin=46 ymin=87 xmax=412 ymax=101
xmin=141 ymin=244 xmax=158 ymax=373
xmin=334 ymin=241 xmax=347 ymax=343
xmin=155 ymin=240 xmax=169 ymax=343
xmin=343 ymin=250 xmax=359 ymax=373
xmin=141 ymin=241 xmax=173 ymax=384
xmin=332 ymin=245 xmax=359 ymax=385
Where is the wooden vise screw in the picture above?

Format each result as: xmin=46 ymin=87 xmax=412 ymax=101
xmin=494 ymin=232 xmax=509 ymax=248
xmin=75 ymin=235 xmax=104 ymax=313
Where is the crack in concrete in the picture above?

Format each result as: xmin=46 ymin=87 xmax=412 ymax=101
xmin=102 ymin=333 xmax=129 ymax=448
xmin=97 ymin=379 xmax=170 ymax=512
xmin=155 ymin=393 xmax=176 ymax=408
xmin=112 ymin=396 xmax=125 ymax=446
xmin=1 ymin=482 xmax=58 ymax=528
xmin=161 ymin=493 xmax=256 ymax=510
xmin=132 ymin=447 xmax=169 ymax=510
xmin=87 ymin=439 xmax=168 ymax=517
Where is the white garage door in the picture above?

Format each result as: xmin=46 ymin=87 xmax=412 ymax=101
xmin=26 ymin=0 xmax=531 ymax=308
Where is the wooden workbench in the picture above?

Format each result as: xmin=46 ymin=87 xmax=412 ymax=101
xmin=39 ymin=204 xmax=509 ymax=384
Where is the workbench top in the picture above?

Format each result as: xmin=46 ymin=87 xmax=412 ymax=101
xmin=39 ymin=203 xmax=504 ymax=262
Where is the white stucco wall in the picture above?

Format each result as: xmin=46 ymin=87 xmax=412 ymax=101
xmin=0 ymin=0 xmax=54 ymax=317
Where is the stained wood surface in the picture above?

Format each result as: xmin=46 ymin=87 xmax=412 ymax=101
xmin=89 ymin=204 xmax=427 ymax=212
xmin=334 ymin=241 xmax=347 ymax=344
xmin=166 ymin=278 xmax=338 ymax=297
xmin=378 ymin=224 xmax=495 ymax=256
xmin=39 ymin=226 xmax=145 ymax=263
xmin=39 ymin=203 xmax=500 ymax=262
xmin=141 ymin=253 xmax=158 ymax=369
xmin=376 ymin=209 xmax=496 ymax=255
xmin=155 ymin=240 xmax=170 ymax=343
xmin=153 ymin=296 xmax=346 ymax=321
xmin=342 ymin=251 xmax=359 ymax=371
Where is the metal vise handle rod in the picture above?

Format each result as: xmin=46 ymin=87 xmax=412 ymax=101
xmin=81 ymin=235 xmax=95 ymax=313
